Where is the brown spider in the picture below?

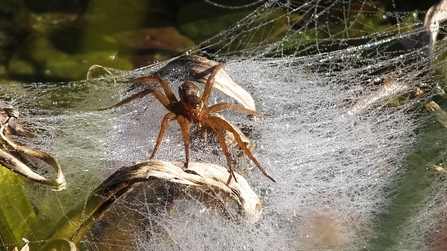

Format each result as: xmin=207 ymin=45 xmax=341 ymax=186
xmin=103 ymin=64 xmax=275 ymax=183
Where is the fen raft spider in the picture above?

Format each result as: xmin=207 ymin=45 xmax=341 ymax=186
xmin=102 ymin=64 xmax=275 ymax=183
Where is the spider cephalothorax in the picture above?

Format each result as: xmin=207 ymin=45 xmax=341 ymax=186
xmin=174 ymin=82 xmax=204 ymax=123
xmin=103 ymin=64 xmax=275 ymax=183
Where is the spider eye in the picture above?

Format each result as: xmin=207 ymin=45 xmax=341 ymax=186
xmin=186 ymin=96 xmax=202 ymax=109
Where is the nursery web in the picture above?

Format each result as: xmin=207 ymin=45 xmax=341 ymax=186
xmin=2 ymin=0 xmax=447 ymax=250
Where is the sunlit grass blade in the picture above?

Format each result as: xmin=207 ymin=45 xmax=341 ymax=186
xmin=0 ymin=167 xmax=42 ymax=251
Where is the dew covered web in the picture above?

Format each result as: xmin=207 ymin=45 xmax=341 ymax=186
xmin=5 ymin=0 xmax=447 ymax=250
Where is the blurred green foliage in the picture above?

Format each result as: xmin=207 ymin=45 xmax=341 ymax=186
xmin=0 ymin=0 xmax=267 ymax=82
xmin=0 ymin=0 xmax=435 ymax=82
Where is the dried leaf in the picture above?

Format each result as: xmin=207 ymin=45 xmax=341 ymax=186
xmin=156 ymin=55 xmax=257 ymax=110
xmin=0 ymin=106 xmax=66 ymax=190
xmin=0 ymin=103 xmax=27 ymax=137
xmin=88 ymin=55 xmax=258 ymax=110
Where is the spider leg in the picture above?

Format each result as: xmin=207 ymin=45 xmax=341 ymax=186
xmin=176 ymin=115 xmax=191 ymax=170
xmin=130 ymin=76 xmax=178 ymax=104
xmin=201 ymin=64 xmax=225 ymax=104
xmin=206 ymin=115 xmax=276 ymax=182
xmin=206 ymin=120 xmax=238 ymax=183
xmin=99 ymin=89 xmax=171 ymax=111
xmin=150 ymin=112 xmax=176 ymax=159
xmin=208 ymin=102 xmax=271 ymax=117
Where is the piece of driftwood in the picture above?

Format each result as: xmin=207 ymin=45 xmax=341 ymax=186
xmin=46 ymin=160 xmax=262 ymax=248
xmin=0 ymin=105 xmax=66 ymax=190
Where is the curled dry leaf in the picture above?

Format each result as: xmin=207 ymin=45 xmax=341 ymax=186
xmin=0 ymin=105 xmax=66 ymax=190
xmin=156 ymin=55 xmax=257 ymax=110
xmin=0 ymin=102 xmax=27 ymax=137
xmin=48 ymin=160 xmax=262 ymax=246
xmin=89 ymin=55 xmax=257 ymax=110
